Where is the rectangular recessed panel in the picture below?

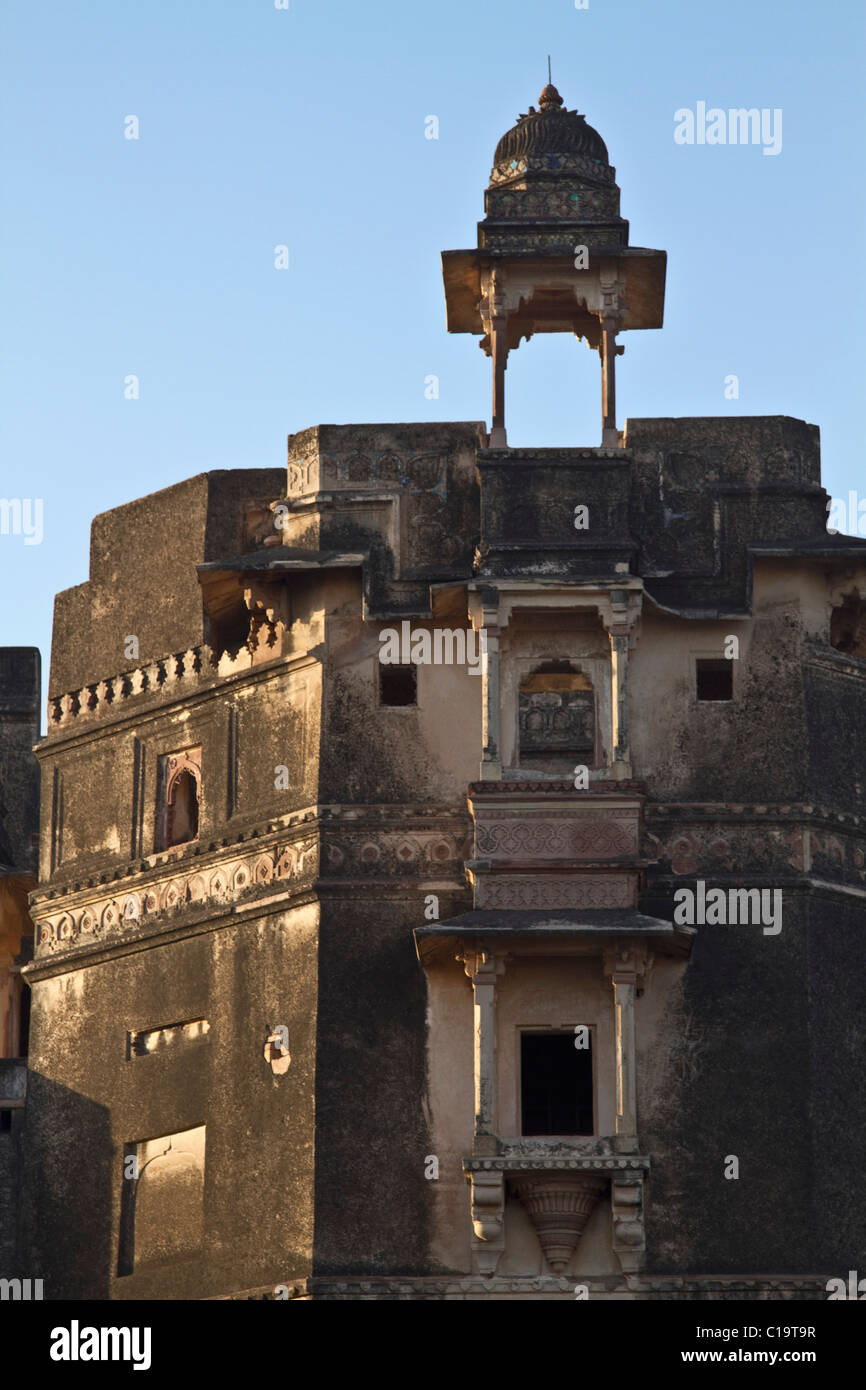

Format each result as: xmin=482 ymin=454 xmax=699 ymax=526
xmin=118 ymin=1125 xmax=206 ymax=1275
xmin=127 ymin=1018 xmax=210 ymax=1059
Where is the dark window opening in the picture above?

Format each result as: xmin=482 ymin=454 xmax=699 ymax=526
xmin=830 ymin=594 xmax=866 ymax=657
xmin=521 ymin=1031 xmax=593 ymax=1136
xmin=0 ymin=1111 xmax=12 ymax=1134
xmin=379 ymin=664 xmax=417 ymax=707
xmin=211 ymin=605 xmax=250 ymax=660
xmin=165 ymin=771 xmax=199 ymax=847
xmin=696 ymin=658 xmax=733 ymax=701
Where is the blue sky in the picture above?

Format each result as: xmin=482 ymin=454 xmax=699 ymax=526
xmin=2 ymin=0 xmax=865 ymax=708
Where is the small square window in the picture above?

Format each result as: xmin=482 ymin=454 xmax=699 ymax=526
xmin=520 ymin=1031 xmax=593 ymax=1136
xmin=696 ymin=659 xmax=733 ymax=702
xmin=379 ymin=664 xmax=417 ymax=707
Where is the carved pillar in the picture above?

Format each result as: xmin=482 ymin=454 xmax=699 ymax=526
xmin=462 ymin=948 xmax=505 ymax=1274
xmin=601 ymin=317 xmax=618 ymax=445
xmin=606 ymin=941 xmax=650 ymax=1276
xmin=480 ymin=627 xmax=501 ymax=782
xmin=490 ymin=322 xmax=508 ymax=448
xmin=609 ymin=630 xmax=630 ymax=780
xmin=607 ymin=588 xmax=637 ymax=780
xmin=485 ymin=268 xmax=509 ymax=448
xmin=605 ymin=934 xmax=650 ymax=1273
xmin=462 ymin=947 xmax=501 ymax=1146
xmin=613 ymin=969 xmax=637 ymax=1137
xmin=603 ymin=945 xmax=650 ymax=1143
xmin=597 ymin=258 xmax=624 ymax=448
xmin=477 ymin=586 xmax=502 ymax=782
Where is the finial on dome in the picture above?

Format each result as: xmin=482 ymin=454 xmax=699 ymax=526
xmin=538 ymin=82 xmax=564 ymax=111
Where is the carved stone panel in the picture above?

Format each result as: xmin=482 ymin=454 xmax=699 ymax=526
xmin=519 ymin=689 xmax=595 ymax=755
xmin=474 ymin=809 xmax=638 ymax=862
xmin=475 ymin=873 xmax=634 ymax=910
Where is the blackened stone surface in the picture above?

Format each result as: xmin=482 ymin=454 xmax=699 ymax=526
xmin=626 ymin=416 xmax=836 ymax=613
xmin=0 ymin=648 xmax=40 ymax=872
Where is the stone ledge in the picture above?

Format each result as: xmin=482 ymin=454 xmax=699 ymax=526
xmin=217 ymin=1274 xmax=828 ymax=1301
xmin=464 ymin=1156 xmax=649 ymax=1173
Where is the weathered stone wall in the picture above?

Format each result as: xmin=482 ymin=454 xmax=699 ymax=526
xmin=0 ymin=1086 xmax=24 ymax=1277
xmin=0 ymin=647 xmax=41 ymax=872
xmin=637 ymin=890 xmax=866 ymax=1278
xmin=36 ymin=658 xmax=321 ymax=889
xmin=49 ymin=470 xmax=283 ymax=697
xmin=21 ymin=903 xmax=317 ymax=1298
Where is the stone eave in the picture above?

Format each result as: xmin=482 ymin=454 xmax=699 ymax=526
xmin=441 ymin=246 xmax=666 ymax=334
xmin=748 ymin=539 xmax=866 ymax=559
xmin=197 ymin=547 xmax=366 ymax=580
xmin=414 ymin=907 xmax=693 ymax=966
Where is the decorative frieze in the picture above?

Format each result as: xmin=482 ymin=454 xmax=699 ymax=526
xmin=474 ymin=808 xmax=638 ymax=860
xmin=645 ymin=803 xmax=866 ymax=887
xmin=321 ymin=826 xmax=471 ymax=882
xmin=475 ymin=875 xmax=633 ymax=910
xmin=31 ymin=835 xmax=318 ymax=956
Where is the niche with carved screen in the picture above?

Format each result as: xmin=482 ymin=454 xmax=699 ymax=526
xmin=518 ymin=662 xmax=596 ymax=771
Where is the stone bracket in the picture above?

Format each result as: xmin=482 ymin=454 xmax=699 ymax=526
xmin=611 ymin=1173 xmax=646 ymax=1274
xmin=465 ymin=1167 xmax=505 ymax=1275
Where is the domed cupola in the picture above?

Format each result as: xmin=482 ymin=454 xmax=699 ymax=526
xmin=480 ymin=83 xmax=628 ymax=258
xmin=491 ymin=82 xmax=614 ymax=189
xmin=441 ymin=80 xmax=667 ymax=448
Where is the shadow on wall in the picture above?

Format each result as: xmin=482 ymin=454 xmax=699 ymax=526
xmin=18 ymin=1074 xmax=112 ymax=1299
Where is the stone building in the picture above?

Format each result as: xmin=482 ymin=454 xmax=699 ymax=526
xmin=7 ymin=84 xmax=866 ymax=1299
xmin=0 ymin=647 xmax=40 ymax=1276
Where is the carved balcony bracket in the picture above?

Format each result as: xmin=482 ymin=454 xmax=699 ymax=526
xmin=465 ymin=1167 xmax=506 ymax=1275
xmin=511 ymin=1172 xmax=607 ymax=1274
xmin=611 ymin=1173 xmax=646 ymax=1275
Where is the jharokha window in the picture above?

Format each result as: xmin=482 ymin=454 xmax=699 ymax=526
xmin=157 ymin=750 xmax=201 ymax=851
xmin=518 ymin=661 xmax=595 ymax=767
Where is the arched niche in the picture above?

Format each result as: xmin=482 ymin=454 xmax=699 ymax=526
xmin=518 ymin=660 xmax=596 ymax=770
xmin=119 ymin=1126 xmax=206 ymax=1274
xmin=157 ymin=750 xmax=201 ymax=851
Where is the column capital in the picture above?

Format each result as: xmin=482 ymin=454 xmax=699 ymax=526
xmin=459 ymin=946 xmax=505 ymax=986
xmin=603 ymin=942 xmax=653 ymax=987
